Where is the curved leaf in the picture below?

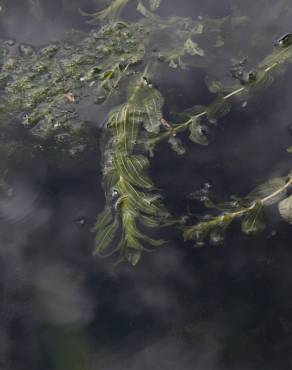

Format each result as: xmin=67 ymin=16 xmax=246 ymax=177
xmin=149 ymin=0 xmax=162 ymax=11
xmin=113 ymin=154 xmax=154 ymax=189
xmin=183 ymin=214 xmax=233 ymax=247
xmin=246 ymin=177 xmax=287 ymax=205
xmin=189 ymin=117 xmax=208 ymax=145
xmin=279 ymin=195 xmax=292 ymax=224
xmin=206 ymin=96 xmax=231 ymax=123
xmin=94 ymin=216 xmax=120 ymax=255
xmin=241 ymin=201 xmax=265 ymax=235
xmin=184 ymin=38 xmax=205 ymax=57
xmin=168 ymin=136 xmax=186 ymax=155
xmin=80 ymin=0 xmax=129 ymax=23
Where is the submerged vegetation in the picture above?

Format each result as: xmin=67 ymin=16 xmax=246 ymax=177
xmin=1 ymin=0 xmax=292 ymax=264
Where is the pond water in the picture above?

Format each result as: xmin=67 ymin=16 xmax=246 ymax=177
xmin=1 ymin=1 xmax=292 ymax=369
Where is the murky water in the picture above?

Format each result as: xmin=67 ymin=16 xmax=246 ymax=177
xmin=1 ymin=1 xmax=292 ymax=369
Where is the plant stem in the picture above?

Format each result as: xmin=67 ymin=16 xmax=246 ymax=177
xmin=226 ymin=177 xmax=292 ymax=219
xmin=159 ymin=52 xmax=283 ymax=141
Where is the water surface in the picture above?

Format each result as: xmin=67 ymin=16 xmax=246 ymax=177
xmin=1 ymin=1 xmax=292 ymax=369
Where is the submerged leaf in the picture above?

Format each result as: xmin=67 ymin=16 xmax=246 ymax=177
xmin=278 ymin=195 xmax=292 ymax=224
xmin=126 ymin=250 xmax=142 ymax=266
xmin=168 ymin=136 xmax=186 ymax=155
xmin=94 ymin=216 xmax=120 ymax=255
xmin=246 ymin=177 xmax=288 ymax=205
xmin=209 ymin=216 xmax=233 ymax=246
xmin=113 ymin=154 xmax=154 ymax=189
xmin=183 ymin=214 xmax=233 ymax=247
xmin=139 ymin=214 xmax=164 ymax=228
xmin=80 ymin=0 xmax=130 ymax=23
xmin=184 ymin=38 xmax=205 ymax=57
xmin=137 ymin=1 xmax=156 ymax=18
xmin=92 ymin=73 xmax=171 ymax=264
xmin=189 ymin=117 xmax=208 ymax=145
xmin=276 ymin=33 xmax=292 ymax=48
xmin=92 ymin=207 xmax=113 ymax=233
xmin=135 ymin=85 xmax=164 ymax=133
xmin=148 ymin=0 xmax=162 ymax=11
xmin=29 ymin=0 xmax=43 ymax=20
xmin=259 ymin=41 xmax=292 ymax=70
xmin=241 ymin=201 xmax=265 ymax=235
xmin=206 ymin=96 xmax=231 ymax=123
xmin=205 ymin=77 xmax=240 ymax=94
xmin=205 ymin=79 xmax=224 ymax=94
xmin=246 ymin=69 xmax=274 ymax=92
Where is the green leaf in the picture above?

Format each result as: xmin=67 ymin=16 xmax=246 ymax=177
xmin=80 ymin=0 xmax=130 ymax=23
xmin=278 ymin=195 xmax=292 ymax=224
xmin=122 ymin=181 xmax=169 ymax=217
xmin=125 ymin=78 xmax=164 ymax=134
xmin=92 ymin=74 xmax=171 ymax=264
xmin=168 ymin=136 xmax=186 ymax=155
xmin=92 ymin=207 xmax=113 ymax=234
xmin=101 ymin=70 xmax=114 ymax=81
xmin=148 ymin=0 xmax=162 ymax=11
xmin=103 ymin=169 xmax=119 ymax=190
xmin=209 ymin=215 xmax=233 ymax=245
xmin=184 ymin=38 xmax=205 ymax=57
xmin=117 ymin=197 xmax=166 ymax=263
xmin=127 ymin=220 xmax=165 ymax=247
xmin=205 ymin=197 xmax=241 ymax=212
xmin=241 ymin=201 xmax=265 ymax=235
xmin=126 ymin=250 xmax=142 ymax=266
xmin=205 ymin=79 xmax=224 ymax=94
xmin=247 ymin=69 xmax=274 ymax=92
xmin=109 ymin=104 xmax=141 ymax=153
xmin=113 ymin=154 xmax=154 ymax=189
xmin=205 ymin=77 xmax=240 ymax=94
xmin=93 ymin=216 xmax=120 ymax=255
xmin=206 ymin=96 xmax=231 ymax=123
xmin=138 ymin=87 xmax=164 ymax=133
xmin=189 ymin=117 xmax=208 ymax=145
xmin=277 ymin=34 xmax=292 ymax=48
xmin=246 ymin=177 xmax=287 ymax=206
xmin=139 ymin=214 xmax=162 ymax=228
xmin=259 ymin=42 xmax=292 ymax=70
xmin=137 ymin=1 xmax=156 ymax=18
xmin=191 ymin=21 xmax=204 ymax=35
xmin=183 ymin=214 xmax=233 ymax=247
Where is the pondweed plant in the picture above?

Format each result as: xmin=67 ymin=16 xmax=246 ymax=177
xmin=1 ymin=0 xmax=292 ymax=264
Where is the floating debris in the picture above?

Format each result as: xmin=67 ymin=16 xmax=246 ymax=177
xmin=75 ymin=217 xmax=87 ymax=226
xmin=189 ymin=182 xmax=213 ymax=201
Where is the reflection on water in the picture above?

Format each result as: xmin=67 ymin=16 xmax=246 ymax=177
xmin=1 ymin=1 xmax=292 ymax=369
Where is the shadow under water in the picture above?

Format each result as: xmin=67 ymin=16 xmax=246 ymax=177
xmin=1 ymin=1 xmax=292 ymax=369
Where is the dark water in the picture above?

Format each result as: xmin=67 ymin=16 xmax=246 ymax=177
xmin=1 ymin=1 xmax=292 ymax=369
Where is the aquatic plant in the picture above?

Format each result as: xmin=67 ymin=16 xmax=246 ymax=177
xmin=184 ymin=176 xmax=292 ymax=246
xmin=1 ymin=0 xmax=292 ymax=264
